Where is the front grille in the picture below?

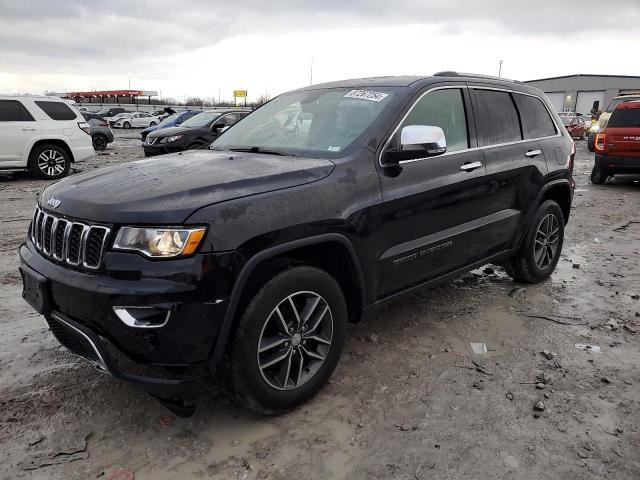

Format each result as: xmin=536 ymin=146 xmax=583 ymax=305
xmin=31 ymin=206 xmax=110 ymax=270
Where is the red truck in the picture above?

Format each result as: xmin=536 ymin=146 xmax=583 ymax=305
xmin=592 ymin=100 xmax=640 ymax=184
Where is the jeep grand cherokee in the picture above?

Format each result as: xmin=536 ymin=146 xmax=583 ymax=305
xmin=19 ymin=72 xmax=575 ymax=415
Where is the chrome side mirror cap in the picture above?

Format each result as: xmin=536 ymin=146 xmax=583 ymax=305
xmin=381 ymin=125 xmax=447 ymax=167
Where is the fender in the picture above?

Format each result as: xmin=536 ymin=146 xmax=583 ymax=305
xmin=512 ymin=178 xmax=572 ymax=249
xmin=210 ymin=233 xmax=366 ymax=364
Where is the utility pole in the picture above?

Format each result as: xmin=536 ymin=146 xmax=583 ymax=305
xmin=310 ymin=57 xmax=314 ymax=85
xmin=498 ymin=60 xmax=504 ymax=78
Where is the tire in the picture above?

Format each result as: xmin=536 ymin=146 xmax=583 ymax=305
xmin=587 ymin=133 xmax=596 ymax=152
xmin=504 ymin=200 xmax=564 ymax=284
xmin=123 ymin=121 xmax=131 ymax=129
xmin=186 ymin=142 xmax=203 ymax=150
xmin=28 ymin=144 xmax=71 ymax=180
xmin=591 ymin=167 xmax=607 ymax=185
xmin=92 ymin=134 xmax=107 ymax=151
xmin=150 ymin=121 xmax=157 ymax=126
xmin=222 ymin=265 xmax=347 ymax=414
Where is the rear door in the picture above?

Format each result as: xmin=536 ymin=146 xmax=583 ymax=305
xmin=469 ymin=87 xmax=553 ymax=248
xmin=378 ymin=86 xmax=495 ymax=296
xmin=0 ymin=99 xmax=40 ymax=164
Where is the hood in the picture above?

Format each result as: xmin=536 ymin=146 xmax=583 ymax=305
xmin=148 ymin=125 xmax=191 ymax=138
xmin=40 ymin=150 xmax=335 ymax=224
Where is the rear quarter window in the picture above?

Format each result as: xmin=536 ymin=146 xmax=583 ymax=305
xmin=35 ymin=101 xmax=78 ymax=120
xmin=514 ymin=94 xmax=557 ymax=139
xmin=473 ymin=89 xmax=522 ymax=146
xmin=0 ymin=100 xmax=35 ymax=121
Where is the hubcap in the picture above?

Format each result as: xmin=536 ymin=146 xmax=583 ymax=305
xmin=257 ymin=291 xmax=333 ymax=391
xmin=37 ymin=150 xmax=66 ymax=177
xmin=534 ymin=213 xmax=560 ymax=270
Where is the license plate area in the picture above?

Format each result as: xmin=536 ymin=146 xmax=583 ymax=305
xmin=20 ymin=265 xmax=50 ymax=315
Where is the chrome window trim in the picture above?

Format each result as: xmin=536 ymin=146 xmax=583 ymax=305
xmin=378 ymin=84 xmax=563 ymax=167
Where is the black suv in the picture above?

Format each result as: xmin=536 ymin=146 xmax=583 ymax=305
xmin=20 ymin=73 xmax=574 ymax=415
xmin=143 ymin=110 xmax=249 ymax=156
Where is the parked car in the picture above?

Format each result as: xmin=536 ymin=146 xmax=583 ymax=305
xmin=140 ymin=110 xmax=200 ymax=141
xmin=143 ymin=110 xmax=248 ymax=156
xmin=113 ymin=112 xmax=160 ymax=129
xmin=591 ymin=100 xmax=640 ymax=184
xmin=560 ymin=115 xmax=588 ymax=139
xmin=104 ymin=112 xmax=130 ymax=126
xmin=96 ymin=107 xmax=128 ymax=118
xmin=0 ymin=95 xmax=93 ymax=179
xmin=19 ymin=73 xmax=574 ymax=416
xmin=588 ymin=93 xmax=640 ymax=152
xmin=81 ymin=113 xmax=114 ymax=150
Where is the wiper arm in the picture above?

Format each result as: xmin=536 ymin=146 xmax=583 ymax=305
xmin=229 ymin=146 xmax=295 ymax=157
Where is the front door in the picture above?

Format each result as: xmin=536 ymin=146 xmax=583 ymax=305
xmin=377 ymin=86 xmax=497 ymax=296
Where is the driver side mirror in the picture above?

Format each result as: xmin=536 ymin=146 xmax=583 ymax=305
xmin=381 ymin=125 xmax=447 ymax=167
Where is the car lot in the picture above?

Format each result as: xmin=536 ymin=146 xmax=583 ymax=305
xmin=1 ymin=131 xmax=639 ymax=479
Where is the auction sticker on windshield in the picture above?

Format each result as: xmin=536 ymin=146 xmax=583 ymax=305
xmin=344 ymin=90 xmax=389 ymax=102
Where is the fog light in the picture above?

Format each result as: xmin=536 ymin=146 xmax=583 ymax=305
xmin=113 ymin=306 xmax=171 ymax=328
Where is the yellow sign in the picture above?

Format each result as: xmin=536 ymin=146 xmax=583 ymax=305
xmin=234 ymin=90 xmax=247 ymax=98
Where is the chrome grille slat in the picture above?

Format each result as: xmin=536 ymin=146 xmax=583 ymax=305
xmin=30 ymin=206 xmax=110 ymax=270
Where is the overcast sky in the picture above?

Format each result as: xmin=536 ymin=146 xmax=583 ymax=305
xmin=1 ymin=0 xmax=639 ymax=102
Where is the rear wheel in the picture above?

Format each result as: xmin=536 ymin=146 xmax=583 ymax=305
xmin=92 ymin=134 xmax=107 ymax=151
xmin=28 ymin=144 xmax=71 ymax=180
xmin=587 ymin=133 xmax=596 ymax=152
xmin=591 ymin=167 xmax=607 ymax=185
xmin=504 ymin=200 xmax=564 ymax=284
xmin=222 ymin=265 xmax=347 ymax=414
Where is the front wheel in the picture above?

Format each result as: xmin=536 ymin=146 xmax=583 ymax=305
xmin=591 ymin=167 xmax=607 ymax=185
xmin=123 ymin=121 xmax=131 ymax=129
xmin=150 ymin=121 xmax=157 ymax=126
xmin=223 ymin=265 xmax=347 ymax=414
xmin=504 ymin=200 xmax=564 ymax=284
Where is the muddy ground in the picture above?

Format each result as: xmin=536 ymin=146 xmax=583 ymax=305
xmin=1 ymin=131 xmax=639 ymax=480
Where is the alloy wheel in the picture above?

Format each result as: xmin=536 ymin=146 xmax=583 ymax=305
xmin=534 ymin=213 xmax=560 ymax=270
xmin=93 ymin=135 xmax=106 ymax=150
xmin=257 ymin=291 xmax=333 ymax=391
xmin=37 ymin=150 xmax=66 ymax=177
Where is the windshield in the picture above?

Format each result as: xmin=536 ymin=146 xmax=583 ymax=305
xmin=113 ymin=113 xmax=128 ymax=119
xmin=606 ymin=97 xmax=640 ymax=113
xmin=559 ymin=116 xmax=573 ymax=126
xmin=212 ymin=87 xmax=396 ymax=155
xmin=157 ymin=113 xmax=178 ymax=126
xmin=181 ymin=111 xmax=221 ymax=127
xmin=608 ymin=107 xmax=640 ymax=127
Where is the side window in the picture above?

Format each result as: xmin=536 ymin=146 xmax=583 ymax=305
xmin=0 ymin=100 xmax=35 ymax=121
xmin=34 ymin=101 xmax=78 ymax=121
xmin=221 ymin=114 xmax=238 ymax=126
xmin=473 ymin=90 xmax=522 ymax=146
xmin=513 ymin=94 xmax=557 ymax=139
xmin=399 ymin=88 xmax=468 ymax=152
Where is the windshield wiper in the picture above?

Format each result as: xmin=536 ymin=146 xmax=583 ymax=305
xmin=229 ymin=146 xmax=296 ymax=157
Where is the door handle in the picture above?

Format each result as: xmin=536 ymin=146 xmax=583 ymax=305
xmin=525 ymin=149 xmax=542 ymax=158
xmin=21 ymin=128 xmax=36 ymax=131
xmin=460 ymin=161 xmax=483 ymax=172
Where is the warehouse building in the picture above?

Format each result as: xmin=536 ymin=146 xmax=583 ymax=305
xmin=524 ymin=74 xmax=640 ymax=114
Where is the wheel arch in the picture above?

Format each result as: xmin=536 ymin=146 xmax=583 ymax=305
xmin=210 ymin=233 xmax=366 ymax=365
xmin=539 ymin=180 xmax=572 ymax=224
xmin=29 ymin=139 xmax=74 ymax=163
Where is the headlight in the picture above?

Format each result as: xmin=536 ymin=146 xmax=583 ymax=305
xmin=113 ymin=227 xmax=206 ymax=258
xmin=160 ymin=135 xmax=183 ymax=143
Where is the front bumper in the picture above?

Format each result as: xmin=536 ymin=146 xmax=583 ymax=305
xmin=142 ymin=142 xmax=187 ymax=157
xmin=595 ymin=154 xmax=640 ymax=174
xmin=19 ymin=240 xmax=242 ymax=399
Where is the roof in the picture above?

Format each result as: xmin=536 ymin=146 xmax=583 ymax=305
xmin=64 ymin=90 xmax=156 ymax=98
xmin=524 ymin=74 xmax=640 ymax=83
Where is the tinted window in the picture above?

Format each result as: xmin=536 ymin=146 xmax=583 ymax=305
xmin=608 ymin=107 xmax=640 ymax=127
xmin=35 ymin=101 xmax=77 ymax=120
xmin=220 ymin=114 xmax=239 ymax=126
xmin=514 ymin=94 xmax=557 ymax=139
xmin=474 ymin=90 xmax=522 ymax=146
xmin=0 ymin=100 xmax=35 ymax=121
xmin=401 ymin=88 xmax=468 ymax=152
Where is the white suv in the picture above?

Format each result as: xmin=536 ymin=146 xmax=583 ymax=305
xmin=0 ymin=95 xmax=94 ymax=179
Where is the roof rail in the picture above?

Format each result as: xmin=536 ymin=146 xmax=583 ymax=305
xmin=433 ymin=71 xmax=521 ymax=83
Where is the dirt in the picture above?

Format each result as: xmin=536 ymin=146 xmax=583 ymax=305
xmin=0 ymin=132 xmax=639 ymax=479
